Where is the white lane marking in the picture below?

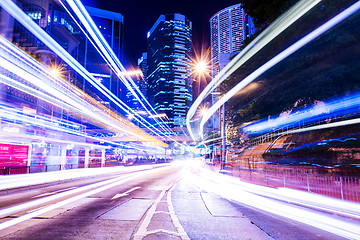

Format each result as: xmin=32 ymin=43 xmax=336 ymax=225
xmin=132 ymin=186 xmax=169 ymax=240
xmin=133 ymin=179 xmax=190 ymax=240
xmin=111 ymin=186 xmax=141 ymax=200
xmin=0 ymin=166 xmax=172 ymax=230
xmin=168 ymin=182 xmax=190 ymax=240
xmin=32 ymin=187 xmax=77 ymax=198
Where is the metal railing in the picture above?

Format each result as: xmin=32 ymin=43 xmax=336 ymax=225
xmin=206 ymin=162 xmax=360 ymax=203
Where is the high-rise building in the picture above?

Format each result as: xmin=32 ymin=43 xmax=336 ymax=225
xmin=146 ymin=13 xmax=193 ymax=131
xmin=124 ymin=53 xmax=147 ymax=111
xmin=81 ymin=6 xmax=125 ymax=105
xmin=209 ymin=4 xmax=255 ymax=132
xmin=210 ymin=4 xmax=255 ymax=79
xmin=138 ymin=52 xmax=148 ymax=99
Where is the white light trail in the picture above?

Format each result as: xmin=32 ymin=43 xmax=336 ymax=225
xmin=0 ymin=36 xmax=168 ymax=149
xmin=243 ymin=92 xmax=360 ymax=135
xmin=0 ymin=54 xmax=141 ymax=139
xmin=0 ymin=0 xmax=169 ymax=143
xmin=198 ymin=1 xmax=360 ymax=139
xmin=0 ymin=165 xmax=171 ymax=230
xmin=61 ymin=0 xmax=173 ymax=136
xmin=184 ymin=168 xmax=360 ymax=239
xmin=187 ymin=0 xmax=322 ymax=141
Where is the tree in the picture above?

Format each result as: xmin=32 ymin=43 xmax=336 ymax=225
xmin=240 ymin=0 xmax=299 ymax=30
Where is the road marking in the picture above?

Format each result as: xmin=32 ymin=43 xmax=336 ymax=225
xmin=132 ymin=186 xmax=168 ymax=240
xmin=132 ymin=179 xmax=190 ymax=240
xmin=167 ymin=182 xmax=190 ymax=240
xmin=111 ymin=186 xmax=141 ymax=200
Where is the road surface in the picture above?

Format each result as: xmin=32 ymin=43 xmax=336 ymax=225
xmin=0 ymin=164 xmax=347 ymax=239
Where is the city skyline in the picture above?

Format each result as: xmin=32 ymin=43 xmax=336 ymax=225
xmin=85 ymin=0 xmax=242 ymax=68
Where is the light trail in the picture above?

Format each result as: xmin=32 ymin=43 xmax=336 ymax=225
xmin=60 ymin=0 xmax=174 ymax=136
xmin=187 ymin=0 xmax=322 ymax=141
xmin=0 ymin=0 xmax=170 ymax=143
xmin=0 ymin=54 xmax=142 ymax=139
xmin=184 ymin=167 xmax=360 ymax=239
xmin=243 ymin=92 xmax=360 ymax=135
xmin=0 ymin=104 xmax=132 ymax=148
xmin=198 ymin=0 xmax=360 ymax=139
xmin=0 ymin=40 xmax=166 ymax=149
xmin=0 ymin=165 xmax=171 ymax=231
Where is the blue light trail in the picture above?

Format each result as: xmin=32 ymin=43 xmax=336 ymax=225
xmin=187 ymin=0 xmax=322 ymax=141
xmin=243 ymin=91 xmax=360 ymax=135
xmin=196 ymin=0 xmax=360 ymax=140
xmin=0 ymin=0 xmax=171 ymax=143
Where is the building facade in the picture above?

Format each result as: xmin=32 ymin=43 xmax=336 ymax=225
xmin=209 ymin=4 xmax=255 ymax=131
xmin=210 ymin=4 xmax=255 ymax=79
xmin=82 ymin=6 xmax=125 ymax=106
xmin=137 ymin=52 xmax=148 ymax=103
xmin=146 ymin=13 xmax=193 ymax=130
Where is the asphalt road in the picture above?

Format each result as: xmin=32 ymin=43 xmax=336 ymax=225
xmin=0 ymin=164 xmax=347 ymax=239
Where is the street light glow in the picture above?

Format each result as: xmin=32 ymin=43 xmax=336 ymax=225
xmin=196 ymin=61 xmax=207 ymax=74
xmin=199 ymin=106 xmax=208 ymax=116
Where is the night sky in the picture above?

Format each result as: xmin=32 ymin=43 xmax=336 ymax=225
xmin=84 ymin=0 xmax=241 ymax=68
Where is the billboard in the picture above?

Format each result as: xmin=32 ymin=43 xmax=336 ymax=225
xmin=0 ymin=143 xmax=29 ymax=167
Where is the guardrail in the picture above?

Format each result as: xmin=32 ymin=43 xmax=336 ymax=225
xmin=206 ymin=161 xmax=360 ymax=203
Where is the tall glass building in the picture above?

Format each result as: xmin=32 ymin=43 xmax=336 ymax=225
xmin=82 ymin=6 xmax=125 ymax=108
xmin=210 ymin=4 xmax=255 ymax=79
xmin=146 ymin=13 xmax=193 ymax=131
xmin=209 ymin=4 xmax=255 ymax=131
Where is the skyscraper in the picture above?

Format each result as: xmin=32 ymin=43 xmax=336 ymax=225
xmin=124 ymin=53 xmax=147 ymax=111
xmin=210 ymin=4 xmax=255 ymax=78
xmin=209 ymin=4 xmax=255 ymax=133
xmin=146 ymin=13 xmax=193 ymax=131
xmin=81 ymin=6 xmax=125 ymax=104
xmin=138 ymin=52 xmax=148 ymax=100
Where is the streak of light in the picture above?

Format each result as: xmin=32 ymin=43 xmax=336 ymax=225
xmin=0 ymin=54 xmax=142 ymax=140
xmin=243 ymin=92 xmax=360 ymax=135
xmin=0 ymin=106 xmax=128 ymax=148
xmin=198 ymin=1 xmax=360 ymax=139
xmin=60 ymin=0 xmax=173 ymax=136
xmin=0 ymin=35 xmax=166 ymax=149
xmin=183 ymin=168 xmax=360 ymax=239
xmin=186 ymin=0 xmax=323 ymax=141
xmin=0 ymin=165 xmax=171 ymax=230
xmin=0 ymin=1 xmax=170 ymax=143
xmin=148 ymin=113 xmax=168 ymax=119
xmin=93 ymin=70 xmax=142 ymax=78
xmin=118 ymin=70 xmax=142 ymax=77
xmin=287 ymin=117 xmax=360 ymax=135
